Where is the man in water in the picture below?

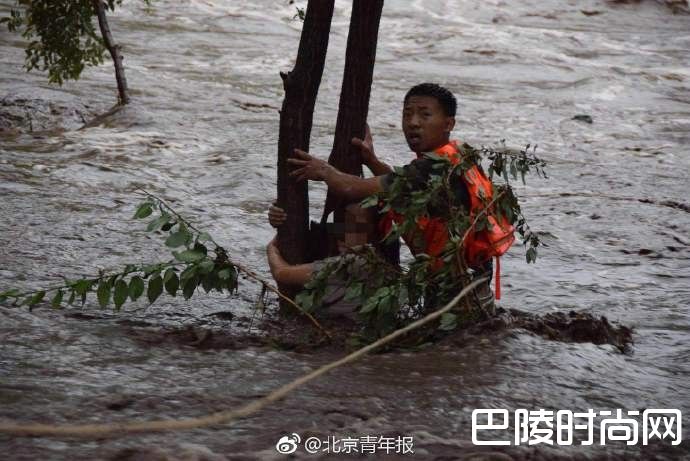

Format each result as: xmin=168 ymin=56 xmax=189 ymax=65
xmin=267 ymin=203 xmax=380 ymax=318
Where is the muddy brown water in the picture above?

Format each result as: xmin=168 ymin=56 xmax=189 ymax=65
xmin=1 ymin=0 xmax=689 ymax=459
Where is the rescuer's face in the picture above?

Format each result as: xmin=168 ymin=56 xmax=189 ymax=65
xmin=402 ymin=95 xmax=455 ymax=154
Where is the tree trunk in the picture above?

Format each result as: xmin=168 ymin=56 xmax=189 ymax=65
xmin=322 ymin=0 xmax=385 ymax=226
xmin=92 ymin=0 xmax=129 ymax=105
xmin=276 ymin=1 xmax=335 ymax=302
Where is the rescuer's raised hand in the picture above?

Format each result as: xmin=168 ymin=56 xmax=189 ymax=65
xmin=352 ymin=123 xmax=392 ymax=176
xmin=351 ymin=123 xmax=375 ymax=165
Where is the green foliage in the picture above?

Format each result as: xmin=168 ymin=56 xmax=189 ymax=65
xmin=296 ymin=142 xmax=547 ymax=339
xmin=3 ymin=0 xmax=110 ymax=85
xmin=1 ymin=0 xmax=152 ymax=85
xmin=0 ymin=192 xmax=240 ymax=311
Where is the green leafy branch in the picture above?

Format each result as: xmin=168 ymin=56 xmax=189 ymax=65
xmin=475 ymin=142 xmax=546 ymax=263
xmin=1 ymin=0 xmax=152 ymax=85
xmin=297 ymin=141 xmax=548 ymax=339
xmin=0 ymin=190 xmax=329 ymax=337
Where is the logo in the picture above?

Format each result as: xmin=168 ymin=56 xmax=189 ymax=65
xmin=275 ymin=433 xmax=301 ymax=454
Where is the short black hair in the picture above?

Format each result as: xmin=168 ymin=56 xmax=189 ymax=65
xmin=404 ymin=83 xmax=457 ymax=117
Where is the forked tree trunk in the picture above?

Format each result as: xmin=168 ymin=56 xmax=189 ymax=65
xmin=322 ymin=0 xmax=385 ymax=227
xmin=276 ymin=1 xmax=335 ymax=301
xmin=92 ymin=0 xmax=129 ymax=105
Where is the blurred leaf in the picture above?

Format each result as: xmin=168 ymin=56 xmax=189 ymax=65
xmin=113 ymin=280 xmax=128 ymax=310
xmin=129 ymin=276 xmax=145 ymax=301
xmin=51 ymin=290 xmax=63 ymax=308
xmin=201 ymin=272 xmax=216 ymax=293
xmin=28 ymin=291 xmax=45 ymax=307
xmin=164 ymin=271 xmax=179 ymax=297
xmin=147 ymin=275 xmax=163 ymax=303
xmin=182 ymin=275 xmax=198 ymax=300
xmin=97 ymin=281 xmax=111 ymax=308
xmin=165 ymin=229 xmax=190 ymax=248
xmin=296 ymin=291 xmax=314 ymax=311
xmin=174 ymin=250 xmax=205 ymax=263
xmin=134 ymin=202 xmax=153 ymax=219
xmin=198 ymin=260 xmax=214 ymax=274
xmin=344 ymin=282 xmax=363 ymax=302
xmin=197 ymin=232 xmax=212 ymax=243
xmin=146 ymin=213 xmax=170 ymax=232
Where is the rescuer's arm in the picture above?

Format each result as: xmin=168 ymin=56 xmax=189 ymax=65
xmin=266 ymin=237 xmax=313 ymax=286
xmin=289 ymin=149 xmax=384 ymax=201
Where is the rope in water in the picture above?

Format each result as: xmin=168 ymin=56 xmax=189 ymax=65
xmin=0 ymin=277 xmax=487 ymax=438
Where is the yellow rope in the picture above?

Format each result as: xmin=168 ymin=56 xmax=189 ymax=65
xmin=0 ymin=277 xmax=487 ymax=438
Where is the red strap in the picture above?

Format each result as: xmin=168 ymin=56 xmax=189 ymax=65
xmin=494 ymin=256 xmax=501 ymax=300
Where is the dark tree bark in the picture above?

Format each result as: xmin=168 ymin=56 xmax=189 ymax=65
xmin=276 ymin=1 xmax=335 ymax=300
xmin=92 ymin=0 xmax=129 ymax=105
xmin=322 ymin=0 xmax=385 ymax=226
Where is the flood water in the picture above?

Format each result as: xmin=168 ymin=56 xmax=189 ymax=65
xmin=1 ymin=0 xmax=689 ymax=459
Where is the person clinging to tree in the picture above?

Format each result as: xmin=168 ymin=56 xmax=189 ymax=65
xmin=270 ymin=83 xmax=513 ymax=312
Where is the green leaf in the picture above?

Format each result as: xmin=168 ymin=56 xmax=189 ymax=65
xmin=73 ymin=279 xmax=90 ymax=296
xmin=164 ymin=270 xmax=179 ymax=297
xmin=173 ymin=250 xmax=205 ymax=263
xmin=51 ymin=290 xmax=63 ymax=308
xmin=179 ymin=265 xmax=198 ymax=282
xmin=201 ymin=272 xmax=217 ymax=293
xmin=182 ymin=275 xmax=199 ymax=300
xmin=344 ymin=282 xmax=363 ymax=302
xmin=225 ymin=268 xmax=238 ymax=293
xmin=397 ymin=285 xmax=409 ymax=305
xmin=133 ymin=202 xmax=153 ymax=219
xmin=129 ymin=276 xmax=145 ymax=301
xmin=193 ymin=242 xmax=208 ymax=256
xmin=165 ymin=229 xmax=191 ymax=248
xmin=218 ymin=268 xmax=232 ymax=280
xmin=28 ymin=291 xmax=45 ymax=307
xmin=0 ymin=295 xmax=7 ymax=304
xmin=163 ymin=268 xmax=175 ymax=283
xmin=361 ymin=296 xmax=380 ymax=314
xmin=142 ymin=263 xmax=163 ymax=275
xmin=147 ymin=275 xmax=163 ymax=304
xmin=113 ymin=280 xmax=128 ymax=310
xmin=360 ymin=194 xmax=379 ymax=209
xmin=296 ymin=291 xmax=314 ymax=311
xmin=97 ymin=281 xmax=111 ymax=308
xmin=198 ymin=260 xmax=214 ymax=274
xmin=197 ymin=232 xmax=212 ymax=243
xmin=67 ymin=290 xmax=76 ymax=306
xmin=146 ymin=213 xmax=170 ymax=232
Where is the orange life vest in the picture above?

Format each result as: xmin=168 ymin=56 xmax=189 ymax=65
xmin=380 ymin=141 xmax=515 ymax=299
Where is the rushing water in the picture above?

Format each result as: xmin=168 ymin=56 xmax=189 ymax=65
xmin=1 ymin=0 xmax=689 ymax=459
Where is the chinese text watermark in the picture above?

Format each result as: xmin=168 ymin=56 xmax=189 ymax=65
xmin=472 ymin=408 xmax=682 ymax=446
xmin=275 ymin=433 xmax=414 ymax=455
